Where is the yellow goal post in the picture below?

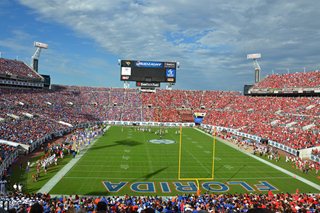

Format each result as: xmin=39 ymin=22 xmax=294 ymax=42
xmin=177 ymin=125 xmax=217 ymax=182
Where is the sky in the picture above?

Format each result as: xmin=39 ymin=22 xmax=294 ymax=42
xmin=0 ymin=0 xmax=320 ymax=91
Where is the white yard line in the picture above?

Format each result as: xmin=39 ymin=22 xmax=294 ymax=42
xmin=143 ymin=132 xmax=154 ymax=173
xmin=194 ymin=128 xmax=320 ymax=191
xmin=182 ymin=149 xmax=212 ymax=174
xmin=37 ymin=126 xmax=110 ymax=194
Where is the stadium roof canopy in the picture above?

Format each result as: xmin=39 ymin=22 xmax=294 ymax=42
xmin=0 ymin=139 xmax=29 ymax=150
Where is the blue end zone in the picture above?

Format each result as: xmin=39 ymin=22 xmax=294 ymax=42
xmin=102 ymin=181 xmax=279 ymax=193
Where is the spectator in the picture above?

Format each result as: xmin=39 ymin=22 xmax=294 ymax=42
xmin=30 ymin=202 xmax=43 ymax=213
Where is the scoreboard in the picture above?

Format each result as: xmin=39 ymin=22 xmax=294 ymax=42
xmin=120 ymin=60 xmax=176 ymax=83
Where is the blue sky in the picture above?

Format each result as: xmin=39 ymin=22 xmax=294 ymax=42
xmin=1 ymin=0 xmax=320 ymax=91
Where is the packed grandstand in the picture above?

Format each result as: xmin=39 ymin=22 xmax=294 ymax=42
xmin=0 ymin=58 xmax=319 ymax=212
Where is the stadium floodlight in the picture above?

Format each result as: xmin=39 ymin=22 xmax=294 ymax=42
xmin=34 ymin=41 xmax=48 ymax=49
xmin=247 ymin=53 xmax=261 ymax=60
xmin=247 ymin=53 xmax=261 ymax=83
xmin=31 ymin=41 xmax=48 ymax=72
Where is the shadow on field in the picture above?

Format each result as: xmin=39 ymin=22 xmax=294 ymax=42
xmin=141 ymin=167 xmax=168 ymax=180
xmin=214 ymin=164 xmax=224 ymax=172
xmin=226 ymin=164 xmax=246 ymax=181
xmin=89 ymin=140 xmax=142 ymax=150
xmin=115 ymin=140 xmax=142 ymax=147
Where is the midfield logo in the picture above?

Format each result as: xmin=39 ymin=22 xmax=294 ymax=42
xmin=149 ymin=139 xmax=175 ymax=144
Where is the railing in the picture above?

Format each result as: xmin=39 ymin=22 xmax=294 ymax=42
xmin=310 ymin=154 xmax=320 ymax=163
xmin=0 ymin=149 xmax=19 ymax=177
xmin=200 ymin=124 xmax=299 ymax=156
xmin=249 ymin=87 xmax=320 ymax=94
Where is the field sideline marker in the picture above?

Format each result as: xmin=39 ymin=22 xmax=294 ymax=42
xmin=37 ymin=126 xmax=110 ymax=194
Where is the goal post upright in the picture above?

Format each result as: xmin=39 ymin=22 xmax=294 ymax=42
xmin=178 ymin=124 xmax=183 ymax=180
xmin=178 ymin=125 xmax=216 ymax=181
xmin=196 ymin=179 xmax=201 ymax=196
xmin=211 ymin=127 xmax=217 ymax=179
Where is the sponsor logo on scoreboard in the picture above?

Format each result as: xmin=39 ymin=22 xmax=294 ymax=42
xmin=135 ymin=61 xmax=163 ymax=68
xmin=121 ymin=67 xmax=131 ymax=75
xmin=121 ymin=76 xmax=130 ymax=80
xmin=164 ymin=62 xmax=176 ymax=68
xmin=166 ymin=69 xmax=176 ymax=78
xmin=136 ymin=82 xmax=160 ymax=87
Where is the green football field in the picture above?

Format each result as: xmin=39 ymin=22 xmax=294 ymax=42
xmin=49 ymin=126 xmax=319 ymax=195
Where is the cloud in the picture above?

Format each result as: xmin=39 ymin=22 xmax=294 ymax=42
xmin=17 ymin=0 xmax=320 ymax=90
xmin=0 ymin=30 xmax=34 ymax=59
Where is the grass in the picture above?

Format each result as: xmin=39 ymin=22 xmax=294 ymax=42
xmin=46 ymin=126 xmax=319 ymax=196
xmin=258 ymin=154 xmax=319 ymax=184
xmin=9 ymin=151 xmax=73 ymax=193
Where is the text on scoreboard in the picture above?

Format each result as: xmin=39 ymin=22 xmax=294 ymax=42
xmin=120 ymin=60 xmax=176 ymax=83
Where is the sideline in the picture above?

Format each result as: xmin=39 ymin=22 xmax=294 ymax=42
xmin=37 ymin=126 xmax=110 ymax=194
xmin=194 ymin=128 xmax=320 ymax=191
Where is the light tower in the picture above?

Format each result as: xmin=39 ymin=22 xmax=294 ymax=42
xmin=31 ymin=41 xmax=48 ymax=72
xmin=247 ymin=53 xmax=261 ymax=83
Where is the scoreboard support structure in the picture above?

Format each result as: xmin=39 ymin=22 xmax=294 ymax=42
xmin=123 ymin=81 xmax=130 ymax=89
xmin=166 ymin=83 xmax=174 ymax=90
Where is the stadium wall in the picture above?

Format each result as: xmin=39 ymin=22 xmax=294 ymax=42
xmin=311 ymin=154 xmax=320 ymax=163
xmin=299 ymin=145 xmax=320 ymax=159
xmin=0 ymin=78 xmax=44 ymax=88
xmin=247 ymin=88 xmax=320 ymax=97
xmin=0 ymin=149 xmax=18 ymax=177
xmin=200 ymin=124 xmax=299 ymax=156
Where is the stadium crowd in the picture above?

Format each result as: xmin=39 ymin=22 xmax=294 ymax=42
xmin=0 ymin=145 xmax=16 ymax=164
xmin=0 ymin=86 xmax=319 ymax=149
xmin=252 ymin=70 xmax=320 ymax=89
xmin=0 ymin=191 xmax=319 ymax=212
xmin=0 ymin=60 xmax=320 ymax=212
xmin=0 ymin=58 xmax=42 ymax=80
xmin=27 ymin=125 xmax=105 ymax=182
xmin=312 ymin=149 xmax=320 ymax=157
xmin=207 ymin=128 xmax=320 ymax=176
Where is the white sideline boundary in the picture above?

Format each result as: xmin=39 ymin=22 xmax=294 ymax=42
xmin=37 ymin=126 xmax=110 ymax=194
xmin=194 ymin=128 xmax=320 ymax=191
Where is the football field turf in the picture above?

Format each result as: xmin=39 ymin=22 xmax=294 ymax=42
xmin=49 ymin=126 xmax=318 ymax=195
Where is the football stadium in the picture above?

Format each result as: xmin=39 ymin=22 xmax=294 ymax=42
xmin=1 ymin=1 xmax=320 ymax=212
